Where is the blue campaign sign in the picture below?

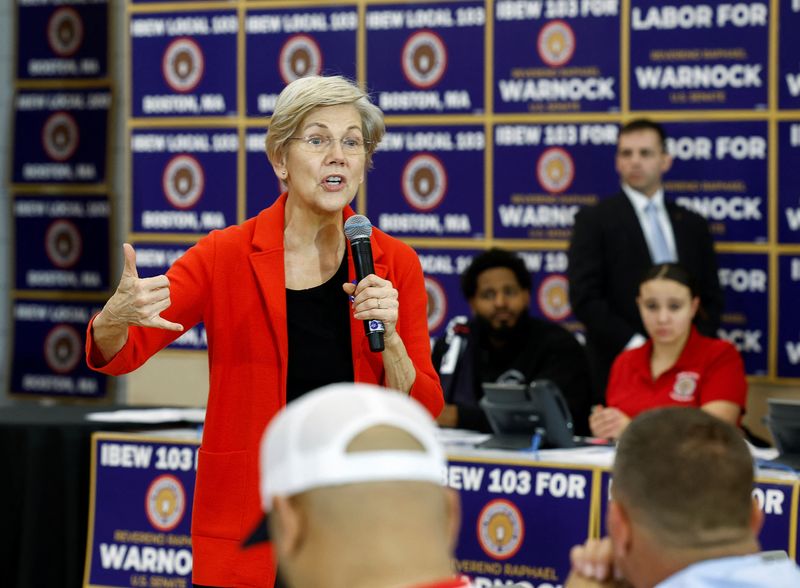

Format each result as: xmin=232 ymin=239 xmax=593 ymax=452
xmin=417 ymin=248 xmax=480 ymax=339
xmin=629 ymin=1 xmax=770 ymax=110
xmin=777 ymin=255 xmax=800 ymax=378
xmin=245 ymin=127 xmax=284 ymax=219
xmin=598 ymin=469 xmax=612 ymax=535
xmin=662 ymin=121 xmax=768 ymax=243
xmin=14 ymin=196 xmax=110 ymax=292
xmin=715 ymin=253 xmax=768 ymax=375
xmin=494 ymin=0 xmax=620 ymax=113
xmin=779 ymin=0 xmax=800 ymax=109
xmin=754 ymin=480 xmax=795 ymax=555
xmin=130 ymin=11 xmax=237 ymax=118
xmin=368 ymin=126 xmax=485 ymax=239
xmin=16 ymin=1 xmax=108 ymax=79
xmin=85 ymin=435 xmax=199 ymax=587
xmin=493 ymin=123 xmax=619 ymax=240
xmin=12 ymin=89 xmax=110 ymax=184
xmin=447 ymin=459 xmax=593 ymax=585
xmin=133 ymin=241 xmax=207 ymax=351
xmin=365 ymin=2 xmax=485 ymax=115
xmin=10 ymin=300 xmax=107 ymax=398
xmin=245 ymin=7 xmax=358 ymax=116
xmin=131 ymin=129 xmax=238 ymax=234
xmin=778 ymin=121 xmax=800 ymax=243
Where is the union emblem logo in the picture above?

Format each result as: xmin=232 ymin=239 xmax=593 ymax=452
xmin=424 ymin=276 xmax=448 ymax=333
xmin=45 ymin=219 xmax=82 ymax=269
xmin=402 ymin=154 xmax=448 ymax=211
xmin=162 ymin=155 xmax=205 ymax=209
xmin=42 ymin=111 xmax=79 ymax=162
xmin=44 ymin=324 xmax=82 ymax=374
xmin=670 ymin=372 xmax=700 ymax=402
xmin=402 ymin=31 xmax=447 ymax=89
xmin=48 ymin=7 xmax=84 ymax=57
xmin=537 ymin=20 xmax=576 ymax=67
xmin=476 ymin=499 xmax=525 ymax=560
xmin=537 ymin=147 xmax=575 ymax=194
xmin=538 ymin=274 xmax=571 ymax=321
xmin=146 ymin=474 xmax=186 ymax=532
xmin=163 ymin=38 xmax=205 ymax=93
xmin=279 ymin=34 xmax=323 ymax=84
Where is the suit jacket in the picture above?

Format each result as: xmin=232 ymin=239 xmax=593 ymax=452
xmin=86 ymin=194 xmax=443 ymax=587
xmin=567 ymin=191 xmax=723 ymax=401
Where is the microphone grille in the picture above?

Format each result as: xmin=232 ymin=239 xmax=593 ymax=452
xmin=344 ymin=215 xmax=373 ymax=241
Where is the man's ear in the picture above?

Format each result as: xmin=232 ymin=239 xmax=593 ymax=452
xmin=444 ymin=488 xmax=462 ymax=553
xmin=660 ymin=151 xmax=673 ymax=175
xmin=607 ymin=500 xmax=632 ymax=558
xmin=271 ymin=496 xmax=304 ymax=559
xmin=521 ymin=288 xmax=531 ymax=308
xmin=750 ymin=497 xmax=765 ymax=536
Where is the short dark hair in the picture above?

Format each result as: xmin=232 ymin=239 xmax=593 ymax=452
xmin=619 ymin=118 xmax=668 ymax=152
xmin=460 ymin=248 xmax=531 ymax=300
xmin=639 ymin=263 xmax=698 ymax=298
xmin=613 ymin=408 xmax=754 ymax=548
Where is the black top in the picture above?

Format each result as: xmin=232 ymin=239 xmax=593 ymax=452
xmin=286 ymin=255 xmax=354 ymax=404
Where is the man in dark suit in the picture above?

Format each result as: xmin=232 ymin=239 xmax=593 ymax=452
xmin=568 ymin=119 xmax=723 ymax=403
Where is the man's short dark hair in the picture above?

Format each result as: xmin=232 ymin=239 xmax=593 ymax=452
xmin=460 ymin=248 xmax=531 ymax=300
xmin=613 ymin=408 xmax=754 ymax=548
xmin=619 ymin=118 xmax=668 ymax=152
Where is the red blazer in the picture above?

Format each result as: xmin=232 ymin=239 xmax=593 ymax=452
xmin=86 ymin=194 xmax=444 ymax=587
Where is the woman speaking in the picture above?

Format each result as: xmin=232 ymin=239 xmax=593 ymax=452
xmin=590 ymin=263 xmax=746 ymax=440
xmin=86 ymin=76 xmax=443 ymax=588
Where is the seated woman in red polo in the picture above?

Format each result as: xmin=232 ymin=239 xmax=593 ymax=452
xmin=590 ymin=263 xmax=747 ymax=440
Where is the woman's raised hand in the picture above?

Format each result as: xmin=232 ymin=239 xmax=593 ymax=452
xmin=101 ymin=243 xmax=183 ymax=331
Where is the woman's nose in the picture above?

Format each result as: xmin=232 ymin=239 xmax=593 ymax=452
xmin=325 ymin=139 xmax=346 ymax=161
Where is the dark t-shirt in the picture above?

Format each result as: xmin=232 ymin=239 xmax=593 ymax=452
xmin=432 ymin=314 xmax=593 ymax=435
xmin=286 ymin=255 xmax=354 ymax=404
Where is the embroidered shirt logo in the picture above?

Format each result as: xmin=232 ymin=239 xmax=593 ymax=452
xmin=670 ymin=371 xmax=700 ymax=402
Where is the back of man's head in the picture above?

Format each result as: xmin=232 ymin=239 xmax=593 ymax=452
xmin=613 ymin=407 xmax=754 ymax=549
xmin=251 ymin=383 xmax=459 ymax=588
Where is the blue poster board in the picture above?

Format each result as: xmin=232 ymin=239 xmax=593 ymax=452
xmin=14 ymin=196 xmax=111 ymax=292
xmin=12 ymin=89 xmax=111 ymax=184
xmin=85 ymin=434 xmax=199 ymax=587
xmin=366 ymin=2 xmax=486 ymax=115
xmin=10 ymin=300 xmax=108 ymax=398
xmin=16 ymin=1 xmax=109 ymax=80
xmin=494 ymin=0 xmax=621 ymax=113
xmin=629 ymin=0 xmax=769 ymax=110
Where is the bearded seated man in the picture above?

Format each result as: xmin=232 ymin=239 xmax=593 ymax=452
xmin=432 ymin=248 xmax=592 ymax=436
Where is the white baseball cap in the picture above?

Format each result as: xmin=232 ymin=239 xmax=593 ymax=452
xmin=244 ymin=382 xmax=445 ymax=545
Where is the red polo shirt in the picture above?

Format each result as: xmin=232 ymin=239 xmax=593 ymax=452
xmin=607 ymin=326 xmax=747 ymax=419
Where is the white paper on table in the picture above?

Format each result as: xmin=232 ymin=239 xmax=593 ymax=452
xmin=85 ymin=407 xmax=206 ymax=424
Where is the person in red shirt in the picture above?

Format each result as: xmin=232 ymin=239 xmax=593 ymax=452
xmin=589 ymin=263 xmax=746 ymax=440
xmin=86 ymin=75 xmax=443 ymax=588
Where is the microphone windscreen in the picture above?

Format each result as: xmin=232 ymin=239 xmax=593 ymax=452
xmin=344 ymin=215 xmax=373 ymax=241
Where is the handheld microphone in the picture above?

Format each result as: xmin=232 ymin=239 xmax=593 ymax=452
xmin=343 ymin=215 xmax=385 ymax=352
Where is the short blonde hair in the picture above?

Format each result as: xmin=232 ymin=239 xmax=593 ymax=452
xmin=266 ymin=76 xmax=385 ymax=169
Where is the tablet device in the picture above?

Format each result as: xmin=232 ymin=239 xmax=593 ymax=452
xmin=478 ymin=380 xmax=576 ymax=450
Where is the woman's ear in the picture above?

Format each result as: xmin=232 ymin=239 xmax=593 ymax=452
xmin=271 ymin=152 xmax=288 ymax=182
xmin=690 ymin=296 xmax=700 ymax=318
